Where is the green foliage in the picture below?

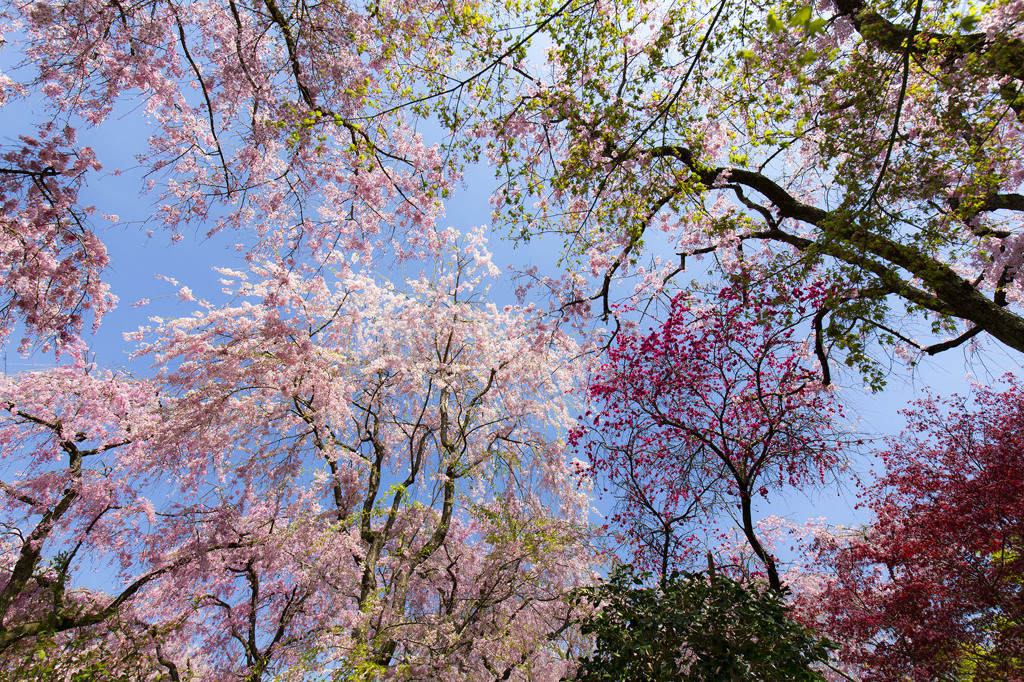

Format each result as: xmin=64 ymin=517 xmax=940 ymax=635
xmin=569 ymin=566 xmax=833 ymax=681
xmin=473 ymin=0 xmax=1024 ymax=386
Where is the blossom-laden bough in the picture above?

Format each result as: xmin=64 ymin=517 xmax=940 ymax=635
xmin=0 ymin=245 xmax=597 ymax=681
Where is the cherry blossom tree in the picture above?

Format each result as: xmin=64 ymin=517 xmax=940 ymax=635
xmin=0 ymin=361 xmax=165 ymax=652
xmin=0 ymin=125 xmax=112 ymax=353
xmin=130 ymin=246 xmax=595 ymax=680
xmin=805 ymin=378 xmax=1024 ymax=681
xmin=0 ymin=0 xmax=502 ymax=351
xmin=0 ymin=0 xmax=608 ymax=677
xmin=478 ymin=0 xmax=1024 ymax=384
xmin=572 ymin=273 xmax=846 ymax=590
xmin=0 ymin=238 xmax=597 ymax=679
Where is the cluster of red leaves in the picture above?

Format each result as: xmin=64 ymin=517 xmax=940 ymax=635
xmin=809 ymin=378 xmax=1024 ymax=681
xmin=572 ymin=277 xmax=845 ymax=582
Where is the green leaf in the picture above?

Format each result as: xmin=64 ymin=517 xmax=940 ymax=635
xmin=806 ymin=17 xmax=827 ymax=34
xmin=790 ymin=5 xmax=812 ymax=27
xmin=797 ymin=48 xmax=818 ymax=66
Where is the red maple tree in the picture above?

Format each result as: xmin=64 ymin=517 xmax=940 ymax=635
xmin=808 ymin=378 xmax=1024 ymax=680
